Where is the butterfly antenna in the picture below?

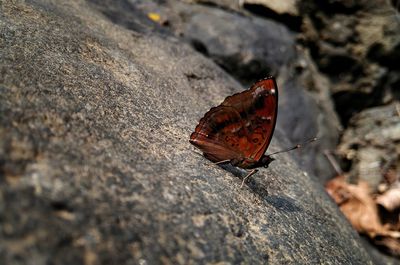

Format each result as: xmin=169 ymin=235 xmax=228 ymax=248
xmin=266 ymin=137 xmax=317 ymax=157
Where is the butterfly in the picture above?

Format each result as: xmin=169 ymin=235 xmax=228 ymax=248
xmin=190 ymin=77 xmax=278 ymax=187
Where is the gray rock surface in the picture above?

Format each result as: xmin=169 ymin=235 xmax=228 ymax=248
xmin=0 ymin=0 xmax=374 ymax=264
xmin=182 ymin=4 xmax=296 ymax=82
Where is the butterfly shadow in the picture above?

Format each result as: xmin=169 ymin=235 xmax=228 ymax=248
xmin=217 ymin=164 xmax=302 ymax=213
xmin=217 ymin=163 xmax=267 ymax=193
xmin=264 ymin=195 xmax=302 ymax=213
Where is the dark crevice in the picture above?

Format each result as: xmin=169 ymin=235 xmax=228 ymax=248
xmin=313 ymin=0 xmax=362 ymax=16
xmin=308 ymin=45 xmax=362 ymax=76
xmin=196 ymin=1 xmax=226 ymax=9
xmin=368 ymin=43 xmax=400 ymax=70
xmin=340 ymin=156 xmax=353 ymax=172
xmin=391 ymin=0 xmax=400 ymax=12
xmin=218 ymin=58 xmax=274 ymax=86
xmin=319 ymin=55 xmax=359 ymax=75
xmin=242 ymin=4 xmax=302 ymax=32
xmin=195 ymin=1 xmax=247 ymax=17
xmin=390 ymin=78 xmax=400 ymax=100
xmin=190 ymin=39 xmax=209 ymax=56
xmin=51 ymin=201 xmax=74 ymax=212
xmin=332 ymin=87 xmax=384 ymax=126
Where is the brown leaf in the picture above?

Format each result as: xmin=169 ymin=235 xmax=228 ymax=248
xmin=325 ymin=175 xmax=352 ymax=205
xmin=326 ymin=176 xmax=400 ymax=238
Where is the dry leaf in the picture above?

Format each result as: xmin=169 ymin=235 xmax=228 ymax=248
xmin=326 ymin=176 xmax=384 ymax=237
xmin=326 ymin=175 xmax=400 ymax=256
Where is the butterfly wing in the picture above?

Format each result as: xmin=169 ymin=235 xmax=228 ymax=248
xmin=190 ymin=77 xmax=278 ymax=167
xmin=222 ymin=77 xmax=278 ymax=162
xmin=190 ymin=105 xmax=248 ymax=162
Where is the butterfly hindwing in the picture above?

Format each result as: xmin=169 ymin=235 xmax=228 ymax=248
xmin=190 ymin=105 xmax=247 ymax=162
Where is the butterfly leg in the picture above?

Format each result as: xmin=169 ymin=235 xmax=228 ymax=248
xmin=240 ymin=169 xmax=258 ymax=188
xmin=214 ymin=159 xmax=231 ymax=165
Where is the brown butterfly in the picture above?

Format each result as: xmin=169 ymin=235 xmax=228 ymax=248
xmin=190 ymin=77 xmax=278 ymax=187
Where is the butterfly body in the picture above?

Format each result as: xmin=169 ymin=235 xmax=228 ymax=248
xmin=190 ymin=77 xmax=278 ymax=170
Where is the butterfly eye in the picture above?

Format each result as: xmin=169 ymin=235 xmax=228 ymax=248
xmin=261 ymin=156 xmax=274 ymax=167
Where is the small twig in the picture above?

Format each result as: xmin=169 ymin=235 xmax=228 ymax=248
xmin=324 ymin=150 xmax=343 ymax=176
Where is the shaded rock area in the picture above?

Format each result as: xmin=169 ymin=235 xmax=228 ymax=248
xmin=0 ymin=0 xmax=384 ymax=264
xmin=130 ymin=0 xmax=297 ymax=83
xmin=299 ymin=0 xmax=400 ymax=125
xmin=337 ymin=103 xmax=400 ymax=191
xmin=183 ymin=5 xmax=296 ymax=83
xmin=293 ymin=0 xmax=400 ymax=261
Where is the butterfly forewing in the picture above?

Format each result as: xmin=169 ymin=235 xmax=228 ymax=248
xmin=246 ymin=78 xmax=278 ymax=160
xmin=190 ymin=77 xmax=278 ymax=168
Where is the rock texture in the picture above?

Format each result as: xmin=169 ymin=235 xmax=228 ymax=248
xmin=299 ymin=0 xmax=400 ymax=125
xmin=182 ymin=4 xmax=296 ymax=83
xmin=337 ymin=103 xmax=400 ymax=190
xmin=0 ymin=0 xmax=378 ymax=264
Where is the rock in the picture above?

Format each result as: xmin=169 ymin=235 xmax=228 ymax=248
xmin=180 ymin=3 xmax=297 ymax=83
xmin=337 ymin=103 xmax=400 ymax=191
xmin=276 ymin=55 xmax=342 ymax=182
xmin=319 ymin=14 xmax=355 ymax=45
xmin=299 ymin=1 xmax=400 ymax=124
xmin=0 ymin=0 xmax=374 ymax=264
xmin=274 ymin=77 xmax=324 ymax=178
xmin=239 ymin=0 xmax=299 ymax=16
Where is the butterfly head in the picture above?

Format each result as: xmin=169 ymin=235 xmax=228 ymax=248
xmin=259 ymin=155 xmax=275 ymax=168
